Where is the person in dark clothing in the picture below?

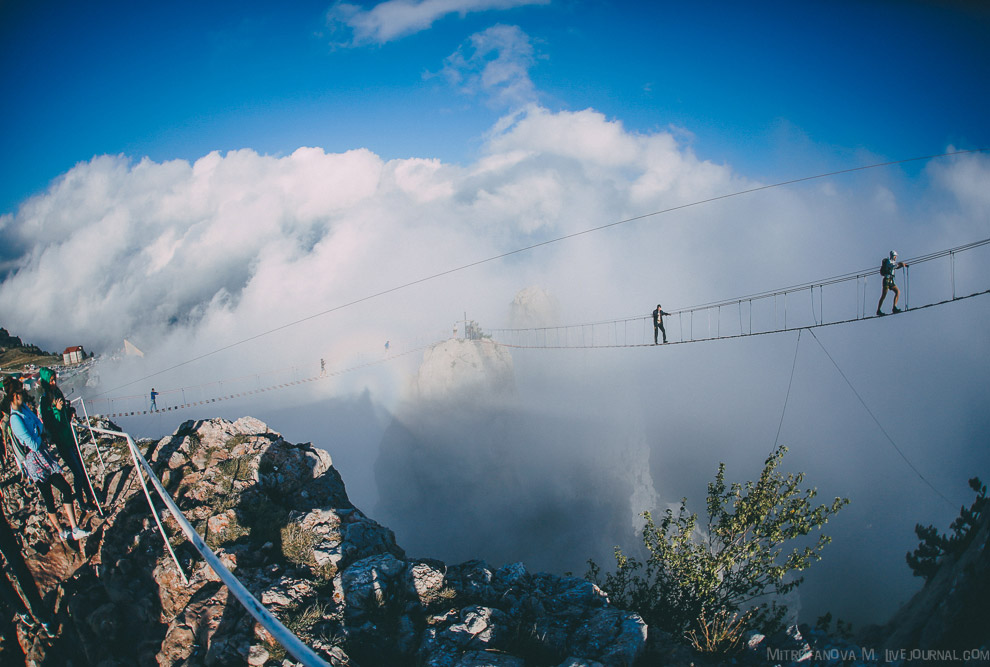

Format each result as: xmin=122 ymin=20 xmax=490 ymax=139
xmin=0 ymin=486 xmax=50 ymax=627
xmin=38 ymin=369 xmax=97 ymax=509
xmin=652 ymin=304 xmax=671 ymax=344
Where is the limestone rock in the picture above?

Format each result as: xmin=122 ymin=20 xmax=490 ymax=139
xmin=1 ymin=415 xmax=649 ymax=666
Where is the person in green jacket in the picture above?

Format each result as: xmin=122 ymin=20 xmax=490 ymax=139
xmin=38 ymin=368 xmax=97 ymax=510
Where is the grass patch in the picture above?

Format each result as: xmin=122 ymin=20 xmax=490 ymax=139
xmin=281 ymin=522 xmax=316 ymax=568
xmin=224 ymin=434 xmax=251 ymax=451
xmin=264 ymin=600 xmax=328 ymax=662
xmin=314 ymin=562 xmax=338 ymax=590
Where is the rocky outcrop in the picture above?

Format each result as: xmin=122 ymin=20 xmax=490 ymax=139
xmin=864 ymin=502 xmax=990 ymax=654
xmin=0 ymin=416 xmax=646 ymax=666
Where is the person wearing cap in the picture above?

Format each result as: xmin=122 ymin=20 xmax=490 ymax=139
xmin=877 ymin=250 xmax=908 ymax=316
xmin=39 ymin=368 xmax=98 ymax=510
xmin=652 ymin=304 xmax=671 ymax=344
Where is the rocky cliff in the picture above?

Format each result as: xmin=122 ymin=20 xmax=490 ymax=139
xmin=0 ymin=416 xmax=647 ymax=666
xmin=864 ymin=498 xmax=990 ymax=654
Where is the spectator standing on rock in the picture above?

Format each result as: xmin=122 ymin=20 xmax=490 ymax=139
xmin=8 ymin=389 xmax=90 ymax=543
xmin=39 ymin=368 xmax=97 ymax=511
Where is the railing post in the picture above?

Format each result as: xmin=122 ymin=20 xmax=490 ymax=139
xmin=950 ymin=251 xmax=956 ymax=299
xmin=905 ymin=265 xmax=910 ymax=310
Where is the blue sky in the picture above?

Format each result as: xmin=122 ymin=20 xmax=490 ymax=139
xmin=2 ymin=0 xmax=988 ymax=215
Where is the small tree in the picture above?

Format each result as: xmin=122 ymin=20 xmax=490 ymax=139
xmin=588 ymin=446 xmax=848 ymax=653
xmin=906 ymin=477 xmax=987 ymax=581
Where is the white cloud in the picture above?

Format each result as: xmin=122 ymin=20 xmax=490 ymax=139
xmin=441 ymin=24 xmax=539 ymax=108
xmin=328 ymin=0 xmax=549 ymax=45
xmin=5 ymin=109 xmax=984 ymax=366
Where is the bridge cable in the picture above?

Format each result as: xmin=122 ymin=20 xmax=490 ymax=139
xmin=772 ymin=329 xmax=802 ymax=454
xmin=93 ymin=148 xmax=987 ymax=398
xmin=806 ymin=328 xmax=955 ymax=508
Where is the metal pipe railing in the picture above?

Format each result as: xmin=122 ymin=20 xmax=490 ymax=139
xmin=83 ymin=416 xmax=330 ymax=667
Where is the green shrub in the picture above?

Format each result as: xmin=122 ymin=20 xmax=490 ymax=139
xmin=587 ymin=446 xmax=847 ymax=653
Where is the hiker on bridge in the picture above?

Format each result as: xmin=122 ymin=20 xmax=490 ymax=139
xmin=8 ymin=389 xmax=90 ymax=543
xmin=39 ymin=368 xmax=98 ymax=511
xmin=652 ymin=304 xmax=671 ymax=344
xmin=150 ymin=388 xmax=158 ymax=411
xmin=877 ymin=250 xmax=908 ymax=316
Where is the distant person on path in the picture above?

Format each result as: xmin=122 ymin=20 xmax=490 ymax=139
xmin=150 ymin=388 xmax=158 ymax=411
xmin=652 ymin=304 xmax=671 ymax=344
xmin=39 ymin=368 xmax=97 ymax=510
xmin=320 ymin=358 xmax=326 ymax=377
xmin=9 ymin=389 xmax=90 ymax=543
xmin=877 ymin=250 xmax=908 ymax=316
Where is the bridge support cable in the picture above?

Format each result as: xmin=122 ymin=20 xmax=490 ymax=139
xmin=773 ymin=330 xmax=802 ymax=455
xmin=84 ymin=417 xmax=332 ymax=667
xmin=805 ymin=330 xmax=955 ymax=509
xmin=485 ymin=238 xmax=990 ymax=350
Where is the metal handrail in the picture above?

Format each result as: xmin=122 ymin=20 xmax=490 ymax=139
xmin=85 ymin=418 xmax=330 ymax=666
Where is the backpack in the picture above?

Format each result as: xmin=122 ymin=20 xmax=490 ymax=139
xmin=880 ymin=257 xmax=893 ymax=277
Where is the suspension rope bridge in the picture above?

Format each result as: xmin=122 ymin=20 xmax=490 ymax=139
xmin=91 ymin=237 xmax=990 ymax=419
xmin=486 ymin=238 xmax=990 ymax=349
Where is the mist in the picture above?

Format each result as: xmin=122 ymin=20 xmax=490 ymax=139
xmin=2 ymin=106 xmax=989 ymax=629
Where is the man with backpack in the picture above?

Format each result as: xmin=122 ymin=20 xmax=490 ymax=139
xmin=877 ymin=250 xmax=908 ymax=316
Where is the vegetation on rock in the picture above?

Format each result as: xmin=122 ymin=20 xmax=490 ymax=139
xmin=587 ymin=445 xmax=848 ymax=655
xmin=906 ymin=477 xmax=987 ymax=581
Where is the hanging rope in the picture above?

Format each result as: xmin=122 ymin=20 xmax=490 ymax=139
xmin=806 ymin=328 xmax=955 ymax=508
xmin=772 ymin=330 xmax=802 ymax=453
